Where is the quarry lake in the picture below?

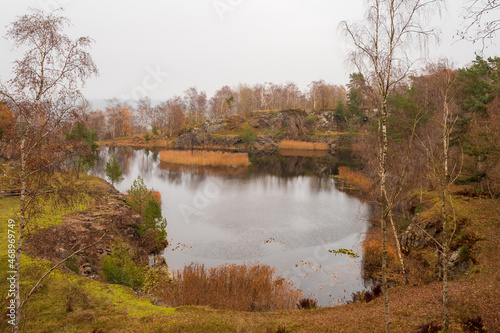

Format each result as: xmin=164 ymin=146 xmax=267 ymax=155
xmin=91 ymin=146 xmax=372 ymax=306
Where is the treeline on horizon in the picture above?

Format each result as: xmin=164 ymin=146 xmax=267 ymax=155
xmin=68 ymin=56 xmax=498 ymax=147
xmin=81 ymin=79 xmax=348 ymax=140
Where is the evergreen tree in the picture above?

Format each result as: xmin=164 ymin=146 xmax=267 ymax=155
xmin=66 ymin=121 xmax=99 ymax=178
xmin=335 ymin=99 xmax=346 ymax=118
xmin=240 ymin=122 xmax=257 ymax=146
xmin=104 ymin=155 xmax=124 ymax=184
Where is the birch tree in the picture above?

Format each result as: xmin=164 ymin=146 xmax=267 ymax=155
xmin=136 ymin=96 xmax=152 ymax=133
xmin=340 ymin=1 xmax=443 ymax=331
xmin=0 ymin=9 xmax=97 ymax=332
xmin=459 ymin=0 xmax=500 ymax=52
xmin=414 ymin=63 xmax=462 ymax=333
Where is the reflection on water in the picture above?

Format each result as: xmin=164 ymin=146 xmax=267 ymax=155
xmin=90 ymin=147 xmax=371 ymax=306
xmin=279 ymin=148 xmax=329 ymax=157
xmin=159 ymin=161 xmax=250 ymax=176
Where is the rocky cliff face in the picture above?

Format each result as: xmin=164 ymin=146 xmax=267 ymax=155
xmin=0 ymin=142 xmax=16 ymax=160
xmin=399 ymin=208 xmax=475 ymax=281
xmin=174 ymin=110 xmax=344 ymax=151
xmin=25 ymin=182 xmax=167 ymax=280
xmin=252 ymin=110 xmax=310 ymax=139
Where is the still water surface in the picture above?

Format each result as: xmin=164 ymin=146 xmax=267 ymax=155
xmin=91 ymin=147 xmax=371 ymax=306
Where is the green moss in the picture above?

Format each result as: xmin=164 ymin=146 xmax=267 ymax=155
xmin=101 ymin=242 xmax=145 ymax=289
xmin=30 ymin=192 xmax=94 ymax=229
xmin=0 ymin=196 xmax=174 ymax=331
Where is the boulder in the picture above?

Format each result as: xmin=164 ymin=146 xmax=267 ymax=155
xmin=282 ymin=112 xmax=307 ymax=139
xmin=0 ymin=142 xmax=15 ymax=160
xmin=174 ymin=133 xmax=200 ymax=149
xmin=211 ymin=136 xmax=241 ymax=147
xmin=254 ymin=135 xmax=278 ymax=151
xmin=400 ymin=222 xmax=426 ymax=249
xmin=203 ymin=119 xmax=225 ymax=134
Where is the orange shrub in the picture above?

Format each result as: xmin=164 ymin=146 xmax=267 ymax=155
xmin=362 ymin=227 xmax=398 ymax=270
xmin=279 ymin=140 xmax=329 ymax=151
xmin=0 ymin=103 xmax=15 ymax=139
xmin=159 ymin=150 xmax=249 ymax=168
xmin=152 ymin=263 xmax=302 ymax=311
xmin=150 ymin=190 xmax=162 ymax=205
xmin=338 ymin=166 xmax=373 ymax=192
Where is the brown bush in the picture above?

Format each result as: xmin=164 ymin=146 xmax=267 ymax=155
xmin=338 ymin=166 xmax=373 ymax=193
xmin=296 ymin=297 xmax=318 ymax=309
xmin=151 ymin=263 xmax=302 ymax=311
xmin=362 ymin=227 xmax=398 ymax=271
xmin=159 ymin=150 xmax=249 ymax=168
xmin=279 ymin=140 xmax=329 ymax=151
xmin=150 ymin=190 xmax=161 ymax=205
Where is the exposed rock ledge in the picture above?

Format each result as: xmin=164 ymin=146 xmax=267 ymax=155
xmin=25 ymin=181 xmax=167 ymax=280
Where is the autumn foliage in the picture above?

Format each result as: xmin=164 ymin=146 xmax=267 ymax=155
xmin=279 ymin=140 xmax=329 ymax=151
xmin=362 ymin=227 xmax=398 ymax=272
xmin=337 ymin=166 xmax=373 ymax=192
xmin=160 ymin=150 xmax=249 ymax=168
xmin=0 ymin=103 xmax=15 ymax=140
xmin=148 ymin=263 xmax=302 ymax=311
xmin=150 ymin=190 xmax=162 ymax=205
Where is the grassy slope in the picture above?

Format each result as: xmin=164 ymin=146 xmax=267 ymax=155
xmin=1 ymin=180 xmax=499 ymax=332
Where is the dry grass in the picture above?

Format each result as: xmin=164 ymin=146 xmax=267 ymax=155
xmin=159 ymin=150 xmax=250 ymax=168
xmin=338 ymin=166 xmax=373 ymax=193
xmin=279 ymin=140 xmax=329 ymax=151
xmin=362 ymin=226 xmax=399 ymax=275
xmin=152 ymin=263 xmax=303 ymax=311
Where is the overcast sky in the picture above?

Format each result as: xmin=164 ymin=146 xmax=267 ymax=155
xmin=1 ymin=0 xmax=498 ymax=106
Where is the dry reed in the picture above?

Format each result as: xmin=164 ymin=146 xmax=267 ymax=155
xmin=338 ymin=166 xmax=373 ymax=192
xmin=159 ymin=150 xmax=249 ymax=168
xmin=153 ymin=263 xmax=302 ymax=311
xmin=279 ymin=140 xmax=329 ymax=151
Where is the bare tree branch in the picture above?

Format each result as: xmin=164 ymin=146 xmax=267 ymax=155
xmin=458 ymin=0 xmax=500 ymax=53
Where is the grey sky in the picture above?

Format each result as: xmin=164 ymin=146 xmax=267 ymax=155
xmin=1 ymin=0 xmax=498 ymax=105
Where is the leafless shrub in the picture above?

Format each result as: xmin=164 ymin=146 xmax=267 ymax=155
xmin=151 ymin=263 xmax=302 ymax=311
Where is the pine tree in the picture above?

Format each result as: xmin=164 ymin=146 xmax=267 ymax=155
xmin=104 ymin=155 xmax=124 ymax=184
